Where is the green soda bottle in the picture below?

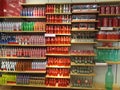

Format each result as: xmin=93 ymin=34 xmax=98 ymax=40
xmin=105 ymin=65 xmax=113 ymax=90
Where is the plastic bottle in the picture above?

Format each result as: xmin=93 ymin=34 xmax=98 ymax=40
xmin=105 ymin=65 xmax=113 ymax=90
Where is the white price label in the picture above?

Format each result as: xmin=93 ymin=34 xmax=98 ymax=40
xmin=101 ymin=27 xmax=113 ymax=30
xmin=95 ymin=63 xmax=108 ymax=66
xmin=45 ymin=34 xmax=56 ymax=37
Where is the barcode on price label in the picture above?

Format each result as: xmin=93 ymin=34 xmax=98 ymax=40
xmin=100 ymin=27 xmax=113 ymax=30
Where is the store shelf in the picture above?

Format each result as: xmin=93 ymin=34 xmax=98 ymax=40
xmin=72 ymin=11 xmax=99 ymax=14
xmin=55 ymin=34 xmax=71 ymax=36
xmin=98 ymin=1 xmax=120 ymax=4
xmin=71 ymin=42 xmax=97 ymax=44
xmin=46 ymin=54 xmax=70 ymax=56
xmin=70 ymin=73 xmax=96 ymax=76
xmin=46 ymin=13 xmax=71 ymax=15
xmin=71 ymin=29 xmax=98 ymax=32
xmin=1 ymin=84 xmax=45 ymax=88
xmin=46 ymin=66 xmax=71 ymax=68
xmin=0 ymin=44 xmax=46 ymax=47
xmin=46 ymin=86 xmax=70 ymax=89
xmin=1 ymin=84 xmax=70 ymax=89
xmin=97 ymin=47 xmax=120 ymax=49
xmin=46 ymin=44 xmax=71 ymax=46
xmin=71 ymin=87 xmax=94 ymax=90
xmin=97 ymin=39 xmax=119 ymax=42
xmin=0 ymin=16 xmax=46 ymax=19
xmin=99 ymin=14 xmax=120 ymax=16
xmin=0 ymin=16 xmax=22 ymax=19
xmin=1 ymin=84 xmax=106 ymax=90
xmin=46 ymin=3 xmax=71 ymax=5
xmin=21 ymin=3 xmax=46 ymax=6
xmin=106 ymin=61 xmax=120 ymax=65
xmin=0 ymin=70 xmax=46 ymax=74
xmin=72 ymin=20 xmax=99 ymax=23
xmin=96 ymin=62 xmax=120 ymax=65
xmin=71 ymin=54 xmax=96 ymax=57
xmin=46 ymin=23 xmax=71 ymax=25
xmin=46 ymin=75 xmax=70 ymax=79
xmin=71 ymin=62 xmax=95 ymax=66
xmin=0 ymin=31 xmax=46 ymax=33
xmin=0 ymin=57 xmax=46 ymax=60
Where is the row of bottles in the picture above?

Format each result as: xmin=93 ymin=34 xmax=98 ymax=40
xmin=46 ymin=15 xmax=71 ymax=23
xmin=97 ymin=42 xmax=119 ymax=47
xmin=98 ymin=18 xmax=120 ymax=27
xmin=21 ymin=7 xmax=45 ymax=16
xmin=72 ymin=15 xmax=96 ymax=21
xmin=0 ymin=33 xmax=45 ymax=45
xmin=97 ymin=49 xmax=120 ymax=62
xmin=46 ymin=36 xmax=70 ymax=44
xmin=46 ymin=25 xmax=71 ymax=34
xmin=47 ymin=57 xmax=70 ymax=66
xmin=47 ymin=68 xmax=70 ymax=76
xmin=46 ymin=4 xmax=71 ymax=13
xmin=72 ymin=23 xmax=95 ymax=30
xmin=0 ymin=47 xmax=46 ymax=58
xmin=99 ymin=5 xmax=120 ymax=14
xmin=97 ymin=31 xmax=119 ymax=40
xmin=71 ymin=76 xmax=93 ymax=87
xmin=72 ymin=5 xmax=97 ymax=12
xmin=71 ymin=66 xmax=94 ymax=74
xmin=47 ymin=47 xmax=69 ymax=54
xmin=45 ymin=78 xmax=70 ymax=87
xmin=1 ymin=60 xmax=46 ymax=71
xmin=71 ymin=32 xmax=95 ymax=42
xmin=22 ymin=22 xmax=45 ymax=31
xmin=71 ymin=57 xmax=94 ymax=64
xmin=71 ymin=45 xmax=94 ymax=55
xmin=0 ymin=22 xmax=45 ymax=32
xmin=17 ymin=74 xmax=45 ymax=85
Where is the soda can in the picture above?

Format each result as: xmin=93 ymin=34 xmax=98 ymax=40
xmin=112 ymin=18 xmax=118 ymax=27
xmin=108 ymin=18 xmax=112 ymax=27
xmin=100 ymin=6 xmax=105 ymax=14
xmin=103 ymin=18 xmax=108 ymax=27
xmin=106 ymin=5 xmax=111 ymax=14
xmin=111 ymin=6 xmax=115 ymax=14
xmin=115 ymin=6 xmax=120 ymax=14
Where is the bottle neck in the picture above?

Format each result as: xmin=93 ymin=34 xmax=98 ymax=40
xmin=108 ymin=65 xmax=112 ymax=71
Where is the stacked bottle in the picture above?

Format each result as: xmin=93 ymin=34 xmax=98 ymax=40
xmin=21 ymin=7 xmax=45 ymax=16
xmin=46 ymin=4 xmax=71 ymax=13
xmin=46 ymin=25 xmax=71 ymax=34
xmin=0 ymin=22 xmax=45 ymax=32
xmin=0 ymin=74 xmax=45 ymax=86
xmin=0 ymin=34 xmax=45 ymax=45
xmin=46 ymin=15 xmax=71 ymax=23
xmin=0 ymin=47 xmax=46 ymax=58
xmin=1 ymin=60 xmax=46 ymax=71
xmin=46 ymin=36 xmax=70 ymax=44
